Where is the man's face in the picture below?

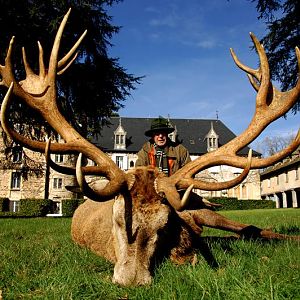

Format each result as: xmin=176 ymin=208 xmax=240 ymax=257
xmin=153 ymin=131 xmax=168 ymax=147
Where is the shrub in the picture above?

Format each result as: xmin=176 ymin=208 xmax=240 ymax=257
xmin=208 ymin=197 xmax=276 ymax=211
xmin=62 ymin=199 xmax=85 ymax=217
xmin=19 ymin=198 xmax=52 ymax=217
xmin=0 ymin=197 xmax=9 ymax=212
xmin=0 ymin=198 xmax=52 ymax=217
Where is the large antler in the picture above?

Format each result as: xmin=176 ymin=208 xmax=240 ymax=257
xmin=0 ymin=9 xmax=127 ymax=199
xmin=155 ymin=33 xmax=300 ymax=211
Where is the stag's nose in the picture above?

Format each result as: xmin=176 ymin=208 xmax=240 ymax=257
xmin=112 ymin=264 xmax=152 ymax=286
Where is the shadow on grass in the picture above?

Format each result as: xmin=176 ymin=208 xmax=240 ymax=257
xmin=195 ymin=223 xmax=300 ymax=269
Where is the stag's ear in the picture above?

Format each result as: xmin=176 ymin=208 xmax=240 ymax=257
xmin=126 ymin=173 xmax=136 ymax=191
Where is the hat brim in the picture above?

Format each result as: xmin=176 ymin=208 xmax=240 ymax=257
xmin=145 ymin=127 xmax=174 ymax=137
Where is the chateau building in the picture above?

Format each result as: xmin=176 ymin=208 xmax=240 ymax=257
xmin=0 ymin=133 xmax=78 ymax=213
xmin=92 ymin=117 xmax=261 ymax=200
xmin=0 ymin=117 xmax=263 ymax=214
xmin=260 ymin=146 xmax=300 ymax=208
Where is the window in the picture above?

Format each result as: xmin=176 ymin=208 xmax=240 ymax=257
xmin=115 ymin=134 xmax=124 ymax=145
xmin=114 ymin=120 xmax=127 ymax=150
xmin=129 ymin=161 xmax=134 ymax=168
xmin=169 ymin=132 xmax=176 ymax=142
xmin=11 ymin=172 xmax=21 ymax=189
xmin=12 ymin=201 xmax=20 ymax=212
xmin=296 ymin=168 xmax=299 ymax=180
xmin=12 ymin=147 xmax=22 ymax=162
xmin=285 ymin=171 xmax=289 ymax=183
xmin=53 ymin=178 xmax=63 ymax=189
xmin=52 ymin=201 xmax=61 ymax=214
xmin=209 ymin=137 xmax=217 ymax=148
xmin=54 ymin=154 xmax=64 ymax=163
xmin=116 ymin=156 xmax=123 ymax=169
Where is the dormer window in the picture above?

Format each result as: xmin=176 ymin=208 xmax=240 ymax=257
xmin=114 ymin=118 xmax=127 ymax=150
xmin=209 ymin=137 xmax=217 ymax=148
xmin=206 ymin=122 xmax=219 ymax=152
xmin=167 ymin=118 xmax=177 ymax=142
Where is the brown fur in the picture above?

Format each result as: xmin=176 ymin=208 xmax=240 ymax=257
xmin=71 ymin=166 xmax=300 ymax=286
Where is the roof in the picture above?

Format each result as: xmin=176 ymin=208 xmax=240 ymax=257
xmin=92 ymin=117 xmax=260 ymax=156
xmin=260 ymin=146 xmax=300 ymax=177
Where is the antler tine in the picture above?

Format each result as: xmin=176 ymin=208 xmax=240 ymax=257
xmin=57 ymin=52 xmax=78 ymax=76
xmin=22 ymin=47 xmax=35 ymax=76
xmin=45 ymin=139 xmax=113 ymax=176
xmin=0 ymin=83 xmax=43 ymax=150
xmin=37 ymin=41 xmax=46 ymax=78
xmin=1 ymin=83 xmax=81 ymax=153
xmin=250 ymin=32 xmax=271 ymax=108
xmin=48 ymin=8 xmax=87 ymax=77
xmin=247 ymin=74 xmax=260 ymax=91
xmin=230 ymin=47 xmax=260 ymax=80
xmin=1 ymin=86 xmax=49 ymax=150
xmin=155 ymin=149 xmax=250 ymax=211
xmin=176 ymin=150 xmax=252 ymax=191
xmin=48 ymin=8 xmax=72 ymax=78
xmin=231 ymin=32 xmax=271 ymax=108
xmin=0 ymin=36 xmax=16 ymax=86
xmin=57 ymin=29 xmax=87 ymax=74
xmin=76 ymin=153 xmax=123 ymax=201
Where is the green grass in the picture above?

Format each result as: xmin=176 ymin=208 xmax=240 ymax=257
xmin=0 ymin=209 xmax=299 ymax=300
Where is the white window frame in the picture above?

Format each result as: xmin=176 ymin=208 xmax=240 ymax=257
xmin=12 ymin=147 xmax=23 ymax=163
xmin=115 ymin=134 xmax=125 ymax=145
xmin=11 ymin=172 xmax=21 ymax=190
xmin=12 ymin=201 xmax=20 ymax=212
xmin=116 ymin=156 xmax=124 ymax=169
xmin=54 ymin=154 xmax=64 ymax=163
xmin=53 ymin=177 xmax=63 ymax=189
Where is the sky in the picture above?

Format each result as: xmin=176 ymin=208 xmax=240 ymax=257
xmin=106 ymin=0 xmax=299 ymax=149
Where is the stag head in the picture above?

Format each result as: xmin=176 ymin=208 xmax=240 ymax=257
xmin=1 ymin=10 xmax=299 ymax=286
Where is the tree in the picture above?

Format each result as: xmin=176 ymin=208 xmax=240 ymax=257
xmin=254 ymin=133 xmax=295 ymax=157
xmin=250 ymin=0 xmax=300 ymax=113
xmin=0 ymin=0 xmax=141 ymax=177
xmin=0 ymin=0 xmax=141 ymax=138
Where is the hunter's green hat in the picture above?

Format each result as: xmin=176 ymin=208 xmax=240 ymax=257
xmin=145 ymin=116 xmax=174 ymax=137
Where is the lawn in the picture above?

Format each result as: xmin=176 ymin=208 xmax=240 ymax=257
xmin=0 ymin=209 xmax=299 ymax=300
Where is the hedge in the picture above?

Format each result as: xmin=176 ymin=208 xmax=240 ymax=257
xmin=207 ymin=197 xmax=276 ymax=211
xmin=61 ymin=199 xmax=85 ymax=217
xmin=0 ymin=198 xmax=52 ymax=217
xmin=0 ymin=197 xmax=276 ymax=218
xmin=19 ymin=198 xmax=53 ymax=216
xmin=0 ymin=198 xmax=85 ymax=218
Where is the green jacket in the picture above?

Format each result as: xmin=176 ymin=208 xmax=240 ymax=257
xmin=135 ymin=139 xmax=191 ymax=175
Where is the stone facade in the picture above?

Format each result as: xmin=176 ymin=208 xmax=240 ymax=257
xmin=0 ymin=117 xmax=268 ymax=214
xmin=260 ymin=147 xmax=300 ymax=208
xmin=0 ymin=129 xmax=77 ymax=214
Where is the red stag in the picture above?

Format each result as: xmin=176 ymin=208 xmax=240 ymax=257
xmin=0 ymin=10 xmax=299 ymax=286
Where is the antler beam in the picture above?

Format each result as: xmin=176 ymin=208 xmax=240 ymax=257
xmin=155 ymin=33 xmax=300 ymax=209
xmin=0 ymin=9 xmax=127 ymax=199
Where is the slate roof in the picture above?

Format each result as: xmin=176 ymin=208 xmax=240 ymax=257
xmin=92 ymin=117 xmax=260 ymax=156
